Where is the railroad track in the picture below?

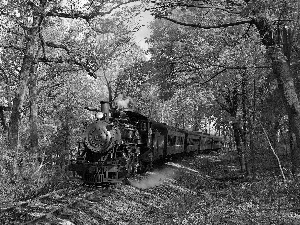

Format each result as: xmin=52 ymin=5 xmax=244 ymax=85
xmin=0 ymin=183 xmax=115 ymax=225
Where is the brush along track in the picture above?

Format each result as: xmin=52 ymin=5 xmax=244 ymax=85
xmin=0 ymin=183 xmax=114 ymax=225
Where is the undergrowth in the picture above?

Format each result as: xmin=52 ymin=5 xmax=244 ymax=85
xmin=161 ymin=153 xmax=300 ymax=224
xmin=2 ymin=143 xmax=300 ymax=224
xmin=0 ymin=147 xmax=71 ymax=205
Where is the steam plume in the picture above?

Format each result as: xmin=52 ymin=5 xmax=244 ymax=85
xmin=129 ymin=168 xmax=175 ymax=189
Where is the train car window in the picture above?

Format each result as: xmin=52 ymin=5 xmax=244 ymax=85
xmin=158 ymin=136 xmax=165 ymax=148
xmin=139 ymin=122 xmax=147 ymax=131
xmin=193 ymin=139 xmax=199 ymax=145
xmin=200 ymin=138 xmax=204 ymax=145
xmin=168 ymin=135 xmax=172 ymax=146
xmin=168 ymin=135 xmax=176 ymax=146
xmin=173 ymin=136 xmax=177 ymax=145
xmin=178 ymin=137 xmax=183 ymax=145
xmin=207 ymin=139 xmax=212 ymax=145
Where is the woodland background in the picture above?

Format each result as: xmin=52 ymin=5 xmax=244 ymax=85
xmin=0 ymin=0 xmax=300 ymax=204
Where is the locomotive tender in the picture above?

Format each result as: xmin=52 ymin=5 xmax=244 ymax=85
xmin=69 ymin=101 xmax=223 ymax=185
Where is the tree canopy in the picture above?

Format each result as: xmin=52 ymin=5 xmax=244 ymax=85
xmin=1 ymin=0 xmax=300 ymax=203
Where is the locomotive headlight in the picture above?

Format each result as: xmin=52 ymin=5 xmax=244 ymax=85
xmin=95 ymin=112 xmax=104 ymax=119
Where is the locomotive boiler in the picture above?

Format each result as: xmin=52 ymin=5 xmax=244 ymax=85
xmin=69 ymin=101 xmax=153 ymax=185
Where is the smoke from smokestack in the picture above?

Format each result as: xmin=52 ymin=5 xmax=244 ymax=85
xmin=129 ymin=168 xmax=175 ymax=189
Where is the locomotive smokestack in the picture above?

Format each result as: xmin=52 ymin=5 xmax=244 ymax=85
xmin=100 ymin=101 xmax=110 ymax=121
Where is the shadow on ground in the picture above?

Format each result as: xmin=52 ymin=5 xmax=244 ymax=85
xmin=2 ymin=151 xmax=300 ymax=224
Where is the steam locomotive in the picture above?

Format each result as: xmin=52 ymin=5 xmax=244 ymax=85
xmin=69 ymin=101 xmax=223 ymax=185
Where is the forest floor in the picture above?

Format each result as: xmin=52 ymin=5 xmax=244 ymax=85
xmin=1 ymin=151 xmax=300 ymax=224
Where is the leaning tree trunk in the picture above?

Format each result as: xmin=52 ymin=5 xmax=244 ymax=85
xmin=270 ymin=46 xmax=300 ymax=173
xmin=250 ymin=12 xmax=300 ymax=173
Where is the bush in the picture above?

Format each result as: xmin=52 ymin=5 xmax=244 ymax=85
xmin=0 ymin=143 xmax=70 ymax=204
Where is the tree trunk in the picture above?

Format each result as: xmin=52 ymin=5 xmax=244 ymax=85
xmin=4 ymin=78 xmax=12 ymax=138
xmin=9 ymin=81 xmax=28 ymax=149
xmin=241 ymin=72 xmax=250 ymax=175
xmin=269 ymin=120 xmax=280 ymax=150
xmin=248 ymin=117 xmax=255 ymax=177
xmin=289 ymin=121 xmax=295 ymax=162
xmin=232 ymin=120 xmax=246 ymax=172
xmin=0 ymin=106 xmax=10 ymax=131
xmin=8 ymin=17 xmax=42 ymax=150
xmin=61 ymin=106 xmax=71 ymax=170
xmin=249 ymin=79 xmax=257 ymax=178
xmin=28 ymin=65 xmax=39 ymax=153
xmin=251 ymin=14 xmax=300 ymax=173
xmin=269 ymin=46 xmax=300 ymax=173
xmin=108 ymin=83 xmax=113 ymax=103
xmin=103 ymin=69 xmax=113 ymax=104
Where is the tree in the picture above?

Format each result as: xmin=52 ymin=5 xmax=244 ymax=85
xmin=98 ymin=43 xmax=146 ymax=103
xmin=150 ymin=0 xmax=300 ymax=173
xmin=0 ymin=0 xmax=138 ymax=152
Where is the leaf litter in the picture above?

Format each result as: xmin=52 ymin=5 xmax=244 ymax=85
xmin=2 ymin=152 xmax=300 ymax=224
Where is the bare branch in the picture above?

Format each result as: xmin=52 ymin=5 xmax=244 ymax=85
xmin=47 ymin=0 xmax=138 ymax=21
xmin=158 ymin=16 xmax=253 ymax=29
xmin=0 ymin=44 xmax=24 ymax=52
xmin=210 ymin=64 xmax=271 ymax=70
xmin=199 ymin=68 xmax=227 ymax=85
xmin=42 ymin=41 xmax=98 ymax=78
xmin=39 ymin=56 xmax=97 ymax=78
xmin=181 ymin=68 xmax=227 ymax=88
xmin=158 ymin=3 xmax=241 ymax=14
xmin=45 ymin=41 xmax=71 ymax=54
xmin=37 ymin=83 xmax=63 ymax=96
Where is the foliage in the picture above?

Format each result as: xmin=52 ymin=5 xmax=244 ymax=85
xmin=1 ymin=0 xmax=300 ymax=211
xmin=141 ymin=0 xmax=300 ymax=174
xmin=0 ymin=0 xmax=148 ymax=203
